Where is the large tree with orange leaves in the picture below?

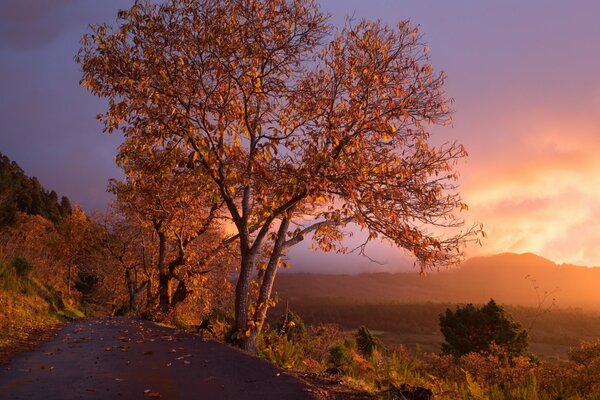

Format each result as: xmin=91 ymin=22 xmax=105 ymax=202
xmin=78 ymin=0 xmax=482 ymax=352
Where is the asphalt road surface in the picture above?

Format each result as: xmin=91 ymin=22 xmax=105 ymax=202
xmin=0 ymin=317 xmax=318 ymax=400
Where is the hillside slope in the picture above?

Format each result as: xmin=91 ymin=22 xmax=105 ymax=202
xmin=275 ymin=253 xmax=600 ymax=310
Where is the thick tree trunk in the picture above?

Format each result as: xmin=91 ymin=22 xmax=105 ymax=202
xmin=157 ymin=232 xmax=171 ymax=312
xmin=235 ymin=251 xmax=255 ymax=351
xmin=125 ymin=268 xmax=147 ymax=313
xmin=243 ymin=218 xmax=290 ymax=352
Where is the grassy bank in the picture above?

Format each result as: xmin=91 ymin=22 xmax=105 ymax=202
xmin=0 ymin=258 xmax=84 ymax=363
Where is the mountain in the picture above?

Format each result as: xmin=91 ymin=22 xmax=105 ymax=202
xmin=274 ymin=253 xmax=600 ymax=310
xmin=0 ymin=153 xmax=72 ymax=226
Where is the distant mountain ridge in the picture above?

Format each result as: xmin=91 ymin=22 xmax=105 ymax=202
xmin=274 ymin=253 xmax=600 ymax=310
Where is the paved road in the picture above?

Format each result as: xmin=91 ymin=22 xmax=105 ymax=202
xmin=0 ymin=318 xmax=318 ymax=400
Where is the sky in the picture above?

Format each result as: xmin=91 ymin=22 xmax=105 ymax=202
xmin=1 ymin=0 xmax=599 ymax=273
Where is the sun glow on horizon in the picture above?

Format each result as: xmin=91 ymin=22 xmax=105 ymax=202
xmin=459 ymin=113 xmax=600 ymax=267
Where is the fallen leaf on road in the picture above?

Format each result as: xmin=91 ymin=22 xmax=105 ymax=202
xmin=105 ymin=347 xmax=112 ymax=351
xmin=144 ymin=389 xmax=161 ymax=398
xmin=169 ymin=349 xmax=176 ymax=353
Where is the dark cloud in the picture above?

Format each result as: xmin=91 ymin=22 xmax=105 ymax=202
xmin=0 ymin=0 xmax=77 ymax=50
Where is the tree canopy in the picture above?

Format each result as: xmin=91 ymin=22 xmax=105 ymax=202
xmin=78 ymin=0 xmax=482 ymax=352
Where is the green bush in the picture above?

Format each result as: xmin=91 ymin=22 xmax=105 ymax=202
xmin=329 ymin=340 xmax=355 ymax=369
xmin=0 ymin=259 xmax=19 ymax=291
xmin=12 ymin=257 xmax=33 ymax=277
xmin=440 ymin=299 xmax=529 ymax=358
xmin=355 ymin=325 xmax=385 ymax=358
xmin=0 ymin=258 xmax=35 ymax=294
xmin=260 ymin=335 xmax=305 ymax=369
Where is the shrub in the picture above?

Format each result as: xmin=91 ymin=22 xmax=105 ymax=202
xmin=440 ymin=299 xmax=529 ymax=358
xmin=276 ymin=309 xmax=306 ymax=340
xmin=569 ymin=338 xmax=600 ymax=365
xmin=329 ymin=343 xmax=355 ymax=369
xmin=12 ymin=257 xmax=33 ymax=278
xmin=355 ymin=325 xmax=385 ymax=358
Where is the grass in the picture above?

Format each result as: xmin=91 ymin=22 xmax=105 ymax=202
xmin=0 ymin=258 xmax=85 ymax=364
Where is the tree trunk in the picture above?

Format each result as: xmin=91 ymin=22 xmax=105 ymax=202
xmin=243 ymin=217 xmax=290 ymax=352
xmin=67 ymin=263 xmax=72 ymax=298
xmin=125 ymin=268 xmax=136 ymax=310
xmin=131 ymin=281 xmax=148 ymax=313
xmin=170 ymin=280 xmax=189 ymax=308
xmin=146 ymin=277 xmax=152 ymax=308
xmin=157 ymin=232 xmax=171 ymax=312
xmin=235 ymin=250 xmax=255 ymax=351
xmin=125 ymin=268 xmax=147 ymax=313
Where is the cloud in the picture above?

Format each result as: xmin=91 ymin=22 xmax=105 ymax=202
xmin=463 ymin=112 xmax=600 ymax=266
xmin=0 ymin=0 xmax=77 ymax=50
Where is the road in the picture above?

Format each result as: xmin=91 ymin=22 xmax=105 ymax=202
xmin=0 ymin=317 xmax=319 ymax=400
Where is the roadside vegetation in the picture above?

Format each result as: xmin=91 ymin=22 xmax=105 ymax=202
xmin=0 ymin=257 xmax=84 ymax=363
xmin=253 ymin=306 xmax=600 ymax=399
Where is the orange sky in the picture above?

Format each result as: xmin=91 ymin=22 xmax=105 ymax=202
xmin=461 ymin=95 xmax=600 ymax=266
xmin=291 ymin=1 xmax=600 ymax=272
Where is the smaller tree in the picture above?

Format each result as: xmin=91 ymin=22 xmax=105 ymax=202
xmin=355 ymin=325 xmax=385 ymax=358
xmin=439 ymin=299 xmax=528 ymax=358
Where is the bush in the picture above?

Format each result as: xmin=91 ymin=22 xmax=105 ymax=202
xmin=355 ymin=325 xmax=385 ymax=358
xmin=276 ymin=309 xmax=306 ymax=340
xmin=12 ymin=257 xmax=33 ymax=277
xmin=439 ymin=299 xmax=529 ymax=358
xmin=329 ymin=342 xmax=355 ymax=369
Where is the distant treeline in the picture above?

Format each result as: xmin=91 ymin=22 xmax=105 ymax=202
xmin=0 ymin=153 xmax=72 ymax=226
xmin=270 ymin=298 xmax=600 ymax=347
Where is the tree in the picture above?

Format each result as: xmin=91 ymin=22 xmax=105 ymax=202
xmin=439 ymin=299 xmax=529 ymax=358
xmin=94 ymin=204 xmax=154 ymax=313
xmin=54 ymin=206 xmax=91 ymax=298
xmin=78 ymin=0 xmax=482 ymax=352
xmin=109 ymin=141 xmax=235 ymax=314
